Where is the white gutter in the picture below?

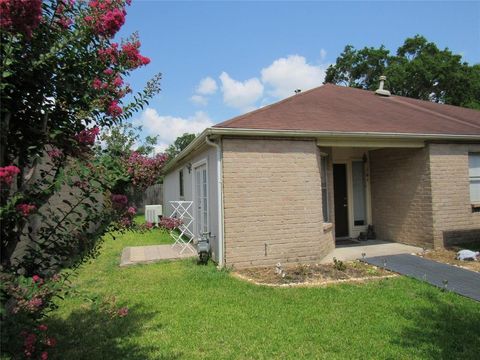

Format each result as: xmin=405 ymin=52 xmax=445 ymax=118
xmin=209 ymin=127 xmax=480 ymax=141
xmin=164 ymin=127 xmax=480 ymax=172
xmin=205 ymin=136 xmax=225 ymax=268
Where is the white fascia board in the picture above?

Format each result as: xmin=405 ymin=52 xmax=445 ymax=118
xmin=164 ymin=127 xmax=480 ymax=173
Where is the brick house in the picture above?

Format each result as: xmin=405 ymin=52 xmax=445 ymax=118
xmin=162 ymin=84 xmax=480 ymax=268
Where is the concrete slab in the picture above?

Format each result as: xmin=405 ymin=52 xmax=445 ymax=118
xmin=363 ymin=254 xmax=480 ymax=301
xmin=320 ymin=240 xmax=423 ymax=264
xmin=120 ymin=244 xmax=196 ymax=266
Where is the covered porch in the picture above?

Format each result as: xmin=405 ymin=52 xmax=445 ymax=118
xmin=319 ymin=137 xmax=432 ymax=250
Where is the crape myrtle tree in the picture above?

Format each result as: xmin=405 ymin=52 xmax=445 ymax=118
xmin=324 ymin=35 xmax=480 ymax=109
xmin=0 ymin=1 xmax=166 ymax=358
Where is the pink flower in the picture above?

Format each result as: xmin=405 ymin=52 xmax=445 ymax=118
xmin=127 ymin=206 xmax=136 ymax=215
xmin=86 ymin=1 xmax=126 ymax=38
xmin=0 ymin=165 xmax=20 ymax=185
xmin=76 ymin=126 xmax=100 ymax=146
xmin=121 ymin=40 xmax=151 ymax=69
xmin=54 ymin=2 xmax=74 ymax=29
xmin=47 ymin=148 xmax=63 ymax=161
xmin=92 ymin=77 xmax=103 ymax=89
xmin=111 ymin=194 xmax=128 ymax=209
xmin=125 ymin=152 xmax=167 ymax=190
xmin=41 ymin=351 xmax=48 ymax=360
xmin=24 ymin=332 xmax=37 ymax=354
xmin=103 ymin=68 xmax=114 ymax=75
xmin=38 ymin=324 xmax=48 ymax=332
xmin=16 ymin=203 xmax=36 ymax=216
xmin=117 ymin=307 xmax=128 ymax=317
xmin=98 ymin=43 xmax=119 ymax=64
xmin=112 ymin=75 xmax=123 ymax=87
xmin=45 ymin=337 xmax=56 ymax=347
xmin=159 ymin=217 xmax=183 ymax=230
xmin=107 ymin=100 xmax=122 ymax=117
xmin=119 ymin=216 xmax=132 ymax=227
xmin=0 ymin=0 xmax=42 ymax=38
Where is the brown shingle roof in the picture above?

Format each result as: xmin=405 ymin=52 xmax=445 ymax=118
xmin=214 ymin=84 xmax=480 ymax=136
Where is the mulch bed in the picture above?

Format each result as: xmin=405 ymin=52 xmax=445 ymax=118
xmin=417 ymin=248 xmax=480 ymax=273
xmin=234 ymin=261 xmax=395 ymax=287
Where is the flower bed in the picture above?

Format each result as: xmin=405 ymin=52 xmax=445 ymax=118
xmin=234 ymin=261 xmax=394 ymax=287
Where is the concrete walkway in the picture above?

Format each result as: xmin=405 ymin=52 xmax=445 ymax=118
xmin=363 ymin=254 xmax=480 ymax=302
xmin=320 ymin=240 xmax=423 ymax=264
xmin=120 ymin=244 xmax=196 ymax=266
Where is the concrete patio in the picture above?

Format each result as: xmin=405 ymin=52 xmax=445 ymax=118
xmin=120 ymin=244 xmax=196 ymax=266
xmin=320 ymin=240 xmax=423 ymax=264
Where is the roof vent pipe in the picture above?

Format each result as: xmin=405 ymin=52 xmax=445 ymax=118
xmin=375 ymin=75 xmax=391 ymax=97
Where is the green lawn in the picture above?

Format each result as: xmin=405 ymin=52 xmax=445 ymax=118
xmin=47 ymin=216 xmax=480 ymax=359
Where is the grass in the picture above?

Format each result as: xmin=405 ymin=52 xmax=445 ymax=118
xmin=46 ymin=215 xmax=480 ymax=359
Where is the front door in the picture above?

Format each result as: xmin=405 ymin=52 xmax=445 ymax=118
xmin=333 ymin=164 xmax=349 ymax=238
xmin=194 ymin=164 xmax=208 ymax=237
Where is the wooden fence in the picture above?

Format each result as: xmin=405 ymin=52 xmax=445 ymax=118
xmin=133 ymin=183 xmax=163 ymax=214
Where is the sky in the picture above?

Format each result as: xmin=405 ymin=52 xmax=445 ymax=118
xmin=117 ymin=0 xmax=480 ymax=152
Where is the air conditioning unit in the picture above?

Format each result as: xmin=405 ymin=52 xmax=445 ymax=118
xmin=145 ymin=205 xmax=163 ymax=225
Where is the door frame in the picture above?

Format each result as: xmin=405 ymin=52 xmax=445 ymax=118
xmin=333 ymin=158 xmax=372 ymax=239
xmin=333 ymin=161 xmax=349 ymax=239
xmin=192 ymin=158 xmax=209 ymax=238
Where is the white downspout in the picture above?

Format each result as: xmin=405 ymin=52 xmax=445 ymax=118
xmin=205 ymin=136 xmax=225 ymax=268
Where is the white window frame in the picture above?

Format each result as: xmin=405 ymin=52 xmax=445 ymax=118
xmin=320 ymin=154 xmax=330 ymax=223
xmin=469 ymin=153 xmax=480 ymax=205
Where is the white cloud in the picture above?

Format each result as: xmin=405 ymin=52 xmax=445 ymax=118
xmin=196 ymin=76 xmax=218 ymax=95
xmin=219 ymin=71 xmax=264 ymax=111
xmin=261 ymin=55 xmax=327 ymax=99
xmin=134 ymin=108 xmax=214 ymax=151
xmin=190 ymin=76 xmax=218 ymax=106
xmin=190 ymin=94 xmax=208 ymax=106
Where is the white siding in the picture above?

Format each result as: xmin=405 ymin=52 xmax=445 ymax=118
xmin=163 ymin=145 xmax=220 ymax=262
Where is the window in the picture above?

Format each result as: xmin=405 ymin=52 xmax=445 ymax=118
xmin=179 ymin=169 xmax=184 ymax=197
xmin=320 ymin=155 xmax=329 ymax=222
xmin=469 ymin=153 xmax=480 ymax=204
xmin=352 ymin=160 xmax=367 ymax=226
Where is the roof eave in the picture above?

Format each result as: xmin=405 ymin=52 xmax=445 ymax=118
xmin=163 ymin=127 xmax=480 ymax=173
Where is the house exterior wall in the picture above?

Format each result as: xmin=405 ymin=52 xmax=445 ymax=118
xmin=370 ymin=147 xmax=435 ymax=248
xmin=222 ymin=138 xmax=334 ymax=268
xmin=429 ymin=143 xmax=480 ymax=246
xmin=163 ymin=145 xmax=220 ymax=261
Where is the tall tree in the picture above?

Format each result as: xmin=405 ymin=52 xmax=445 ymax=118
xmin=165 ymin=133 xmax=196 ymax=161
xmin=324 ymin=35 xmax=480 ymax=109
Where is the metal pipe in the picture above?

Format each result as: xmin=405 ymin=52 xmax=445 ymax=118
xmin=205 ymin=136 xmax=225 ymax=268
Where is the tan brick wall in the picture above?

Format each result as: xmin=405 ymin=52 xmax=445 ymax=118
xmin=429 ymin=143 xmax=480 ymax=246
xmin=370 ymin=148 xmax=434 ymax=247
xmin=222 ymin=138 xmax=334 ymax=268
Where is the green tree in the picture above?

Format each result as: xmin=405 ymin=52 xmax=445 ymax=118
xmin=165 ymin=133 xmax=196 ymax=161
xmin=0 ymin=1 xmax=164 ymax=357
xmin=324 ymin=35 xmax=480 ymax=109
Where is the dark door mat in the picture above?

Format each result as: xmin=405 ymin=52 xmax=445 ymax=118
xmin=336 ymin=239 xmax=360 ymax=246
xmin=362 ymin=254 xmax=480 ymax=302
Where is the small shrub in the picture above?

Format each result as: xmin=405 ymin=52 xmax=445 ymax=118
xmin=159 ymin=217 xmax=183 ymax=230
xmin=333 ymin=258 xmax=347 ymax=271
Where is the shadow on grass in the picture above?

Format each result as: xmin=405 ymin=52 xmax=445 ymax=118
xmin=47 ymin=304 xmax=181 ymax=360
xmin=393 ymin=290 xmax=480 ymax=359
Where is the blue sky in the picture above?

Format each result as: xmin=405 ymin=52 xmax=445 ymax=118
xmin=117 ymin=1 xmax=480 ymax=151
